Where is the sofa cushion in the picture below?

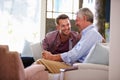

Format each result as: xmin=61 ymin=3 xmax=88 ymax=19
xmin=31 ymin=42 xmax=43 ymax=61
xmin=21 ymin=40 xmax=33 ymax=57
xmin=83 ymin=43 xmax=109 ymax=65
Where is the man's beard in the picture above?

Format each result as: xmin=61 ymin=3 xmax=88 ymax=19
xmin=61 ymin=30 xmax=70 ymax=36
xmin=59 ymin=30 xmax=70 ymax=36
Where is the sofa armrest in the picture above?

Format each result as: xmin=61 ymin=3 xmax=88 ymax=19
xmin=25 ymin=64 xmax=48 ymax=80
xmin=73 ymin=63 xmax=108 ymax=70
xmin=59 ymin=66 xmax=78 ymax=80
xmin=60 ymin=66 xmax=78 ymax=72
xmin=60 ymin=63 xmax=108 ymax=80
xmin=0 ymin=45 xmax=9 ymax=53
xmin=25 ymin=64 xmax=46 ymax=73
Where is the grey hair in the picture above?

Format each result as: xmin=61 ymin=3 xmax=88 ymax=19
xmin=76 ymin=8 xmax=93 ymax=23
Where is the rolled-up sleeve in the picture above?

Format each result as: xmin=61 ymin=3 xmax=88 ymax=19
xmin=60 ymin=47 xmax=80 ymax=65
xmin=60 ymin=39 xmax=88 ymax=65
xmin=60 ymin=25 xmax=103 ymax=65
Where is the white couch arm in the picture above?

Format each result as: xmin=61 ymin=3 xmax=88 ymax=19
xmin=60 ymin=63 xmax=108 ymax=80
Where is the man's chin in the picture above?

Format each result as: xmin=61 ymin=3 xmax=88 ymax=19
xmin=63 ymin=32 xmax=70 ymax=36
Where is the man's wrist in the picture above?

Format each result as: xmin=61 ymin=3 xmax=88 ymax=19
xmin=52 ymin=54 xmax=62 ymax=61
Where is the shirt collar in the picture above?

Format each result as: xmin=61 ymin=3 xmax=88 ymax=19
xmin=81 ymin=24 xmax=94 ymax=35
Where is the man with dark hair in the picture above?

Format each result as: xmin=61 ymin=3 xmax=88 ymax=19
xmin=42 ymin=14 xmax=80 ymax=54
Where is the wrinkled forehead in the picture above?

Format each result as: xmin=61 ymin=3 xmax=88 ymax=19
xmin=75 ymin=14 xmax=83 ymax=20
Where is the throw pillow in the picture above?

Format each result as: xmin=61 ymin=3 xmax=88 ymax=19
xmin=83 ymin=43 xmax=109 ymax=65
xmin=21 ymin=40 xmax=33 ymax=57
xmin=31 ymin=42 xmax=43 ymax=61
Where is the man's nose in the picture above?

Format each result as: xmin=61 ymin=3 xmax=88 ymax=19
xmin=64 ymin=25 xmax=70 ymax=30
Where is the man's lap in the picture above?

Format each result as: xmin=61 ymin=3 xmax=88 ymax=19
xmin=34 ymin=59 xmax=71 ymax=73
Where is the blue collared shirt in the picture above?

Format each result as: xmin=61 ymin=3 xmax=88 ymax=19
xmin=60 ymin=25 xmax=103 ymax=65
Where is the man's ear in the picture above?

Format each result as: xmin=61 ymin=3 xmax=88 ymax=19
xmin=83 ymin=15 xmax=87 ymax=21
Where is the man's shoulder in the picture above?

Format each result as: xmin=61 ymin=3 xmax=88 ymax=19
xmin=70 ymin=31 xmax=80 ymax=36
xmin=46 ymin=30 xmax=58 ymax=37
xmin=70 ymin=31 xmax=81 ymax=40
xmin=71 ymin=31 xmax=79 ymax=34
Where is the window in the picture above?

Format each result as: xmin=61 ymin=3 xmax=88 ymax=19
xmin=0 ymin=0 xmax=40 ymax=53
xmin=46 ymin=0 xmax=79 ymax=20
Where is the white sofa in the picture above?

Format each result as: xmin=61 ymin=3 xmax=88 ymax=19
xmin=59 ymin=63 xmax=108 ymax=80
xmin=31 ymin=42 xmax=109 ymax=80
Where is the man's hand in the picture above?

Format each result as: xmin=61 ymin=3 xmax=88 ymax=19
xmin=42 ymin=50 xmax=63 ymax=62
xmin=42 ymin=50 xmax=53 ymax=60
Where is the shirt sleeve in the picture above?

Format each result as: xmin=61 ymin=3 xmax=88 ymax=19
xmin=60 ymin=28 xmax=103 ymax=65
xmin=42 ymin=36 xmax=49 ymax=50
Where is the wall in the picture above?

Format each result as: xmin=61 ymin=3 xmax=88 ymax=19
xmin=40 ymin=0 xmax=46 ymax=41
xmin=110 ymin=0 xmax=120 ymax=80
